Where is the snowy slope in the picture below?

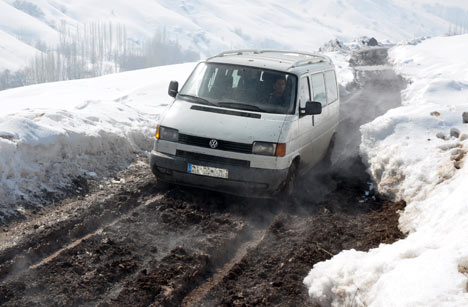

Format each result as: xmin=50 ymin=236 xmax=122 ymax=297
xmin=304 ymin=34 xmax=468 ymax=307
xmin=0 ymin=1 xmax=58 ymax=43
xmin=1 ymin=0 xmax=467 ymax=71
xmin=0 ymin=62 xmax=196 ymax=218
xmin=0 ymin=30 xmax=39 ymax=71
xmin=0 ymin=0 xmax=58 ymax=71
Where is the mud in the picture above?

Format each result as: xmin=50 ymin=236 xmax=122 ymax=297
xmin=197 ymin=199 xmax=405 ymax=307
xmin=0 ymin=47 xmax=407 ymax=306
xmin=0 ymin=163 xmax=405 ymax=307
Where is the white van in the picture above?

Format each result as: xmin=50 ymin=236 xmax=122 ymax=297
xmin=150 ymin=50 xmax=339 ymax=197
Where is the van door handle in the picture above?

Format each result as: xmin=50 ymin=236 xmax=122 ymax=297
xmin=312 ymin=115 xmax=315 ymax=126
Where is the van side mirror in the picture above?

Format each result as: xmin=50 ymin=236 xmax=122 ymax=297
xmin=168 ymin=81 xmax=179 ymax=98
xmin=300 ymin=101 xmax=322 ymax=115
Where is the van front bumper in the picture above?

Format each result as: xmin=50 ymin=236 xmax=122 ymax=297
xmin=150 ymin=150 xmax=289 ymax=197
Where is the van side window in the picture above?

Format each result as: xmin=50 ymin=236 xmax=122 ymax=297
xmin=298 ymin=76 xmax=311 ymax=110
xmin=325 ymin=70 xmax=338 ymax=104
xmin=310 ymin=73 xmax=327 ymax=105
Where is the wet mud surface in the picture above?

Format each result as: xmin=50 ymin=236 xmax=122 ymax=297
xmin=0 ymin=165 xmax=405 ymax=307
xmin=0 ymin=47 xmax=407 ymax=306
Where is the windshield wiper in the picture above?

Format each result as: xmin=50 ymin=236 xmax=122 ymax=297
xmin=217 ymin=102 xmax=266 ymax=112
xmin=178 ymin=94 xmax=217 ymax=106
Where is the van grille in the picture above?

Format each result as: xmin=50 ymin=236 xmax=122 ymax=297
xmin=178 ymin=134 xmax=252 ymax=154
xmin=176 ymin=150 xmax=250 ymax=168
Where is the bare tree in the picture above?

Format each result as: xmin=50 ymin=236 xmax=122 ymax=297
xmin=1 ymin=21 xmax=199 ymax=91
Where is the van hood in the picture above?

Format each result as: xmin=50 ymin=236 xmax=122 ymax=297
xmin=160 ymin=100 xmax=287 ymax=143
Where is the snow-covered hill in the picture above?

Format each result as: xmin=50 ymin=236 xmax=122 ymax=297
xmin=1 ymin=0 xmax=468 ymax=71
xmin=0 ymin=30 xmax=39 ymax=71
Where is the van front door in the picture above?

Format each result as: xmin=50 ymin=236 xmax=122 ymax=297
xmin=309 ymin=72 xmax=331 ymax=161
xmin=297 ymin=75 xmax=320 ymax=169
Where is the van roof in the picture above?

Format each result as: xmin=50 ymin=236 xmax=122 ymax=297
xmin=206 ymin=49 xmax=335 ymax=75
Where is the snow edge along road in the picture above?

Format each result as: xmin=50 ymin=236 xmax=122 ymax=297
xmin=0 ymin=63 xmax=196 ymax=223
xmin=304 ymin=35 xmax=468 ymax=307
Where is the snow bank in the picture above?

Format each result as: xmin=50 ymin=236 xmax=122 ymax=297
xmin=327 ymin=51 xmax=354 ymax=87
xmin=0 ymin=62 xmax=195 ymax=219
xmin=304 ymin=34 xmax=468 ymax=306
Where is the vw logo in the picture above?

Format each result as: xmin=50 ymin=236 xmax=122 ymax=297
xmin=209 ymin=139 xmax=219 ymax=149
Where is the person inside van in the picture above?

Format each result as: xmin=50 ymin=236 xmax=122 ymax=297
xmin=237 ymin=68 xmax=261 ymax=103
xmin=268 ymin=75 xmax=287 ymax=106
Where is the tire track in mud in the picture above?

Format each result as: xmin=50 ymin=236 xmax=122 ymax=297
xmin=28 ymin=194 xmax=164 ymax=270
xmin=0 ymin=163 xmax=160 ymax=283
xmin=0 ymin=170 xmax=279 ymax=306
xmin=181 ymin=228 xmax=268 ymax=307
xmin=193 ymin=186 xmax=406 ymax=306
xmin=0 ymin=46 xmax=407 ymax=306
xmin=93 ymin=191 xmax=282 ymax=307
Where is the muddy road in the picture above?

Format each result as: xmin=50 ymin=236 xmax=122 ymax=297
xmin=0 ymin=47 xmax=406 ymax=307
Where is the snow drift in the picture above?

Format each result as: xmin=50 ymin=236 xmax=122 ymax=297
xmin=304 ymin=35 xmax=468 ymax=306
xmin=0 ymin=63 xmax=195 ymax=220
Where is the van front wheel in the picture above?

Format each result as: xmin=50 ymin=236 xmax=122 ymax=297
xmin=281 ymin=162 xmax=297 ymax=198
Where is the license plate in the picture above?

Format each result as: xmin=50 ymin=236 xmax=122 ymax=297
xmin=187 ymin=163 xmax=228 ymax=179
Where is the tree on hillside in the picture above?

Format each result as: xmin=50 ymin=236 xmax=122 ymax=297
xmin=0 ymin=21 xmax=199 ymax=91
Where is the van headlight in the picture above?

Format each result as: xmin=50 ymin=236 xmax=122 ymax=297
xmin=253 ymin=142 xmax=277 ymax=156
xmin=156 ymin=125 xmax=179 ymax=142
xmin=252 ymin=142 xmax=286 ymax=157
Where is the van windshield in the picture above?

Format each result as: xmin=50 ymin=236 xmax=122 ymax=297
xmin=179 ymin=63 xmax=297 ymax=114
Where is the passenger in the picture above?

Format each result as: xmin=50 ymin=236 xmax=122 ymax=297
xmin=268 ymin=76 xmax=287 ymax=106
xmin=237 ymin=69 xmax=260 ymax=102
xmin=243 ymin=69 xmax=259 ymax=86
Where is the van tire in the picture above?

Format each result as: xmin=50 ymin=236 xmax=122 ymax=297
xmin=151 ymin=167 xmax=174 ymax=191
xmin=282 ymin=161 xmax=298 ymax=198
